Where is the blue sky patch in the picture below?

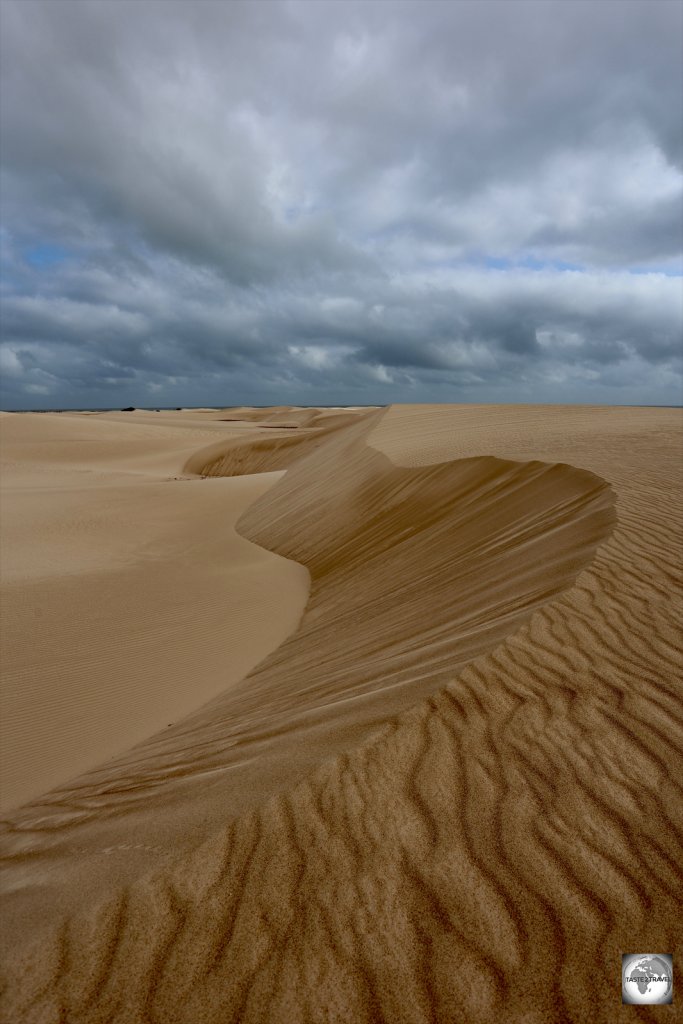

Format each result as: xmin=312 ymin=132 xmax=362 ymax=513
xmin=23 ymin=243 xmax=72 ymax=269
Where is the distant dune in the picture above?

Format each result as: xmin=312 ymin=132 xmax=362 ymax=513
xmin=0 ymin=404 xmax=681 ymax=1024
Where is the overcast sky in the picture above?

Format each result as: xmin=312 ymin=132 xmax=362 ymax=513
xmin=1 ymin=0 xmax=681 ymax=409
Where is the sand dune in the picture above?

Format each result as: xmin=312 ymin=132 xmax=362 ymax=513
xmin=0 ymin=411 xmax=310 ymax=809
xmin=1 ymin=404 xmax=681 ymax=1024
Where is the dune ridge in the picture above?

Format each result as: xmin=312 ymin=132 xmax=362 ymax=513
xmin=1 ymin=404 xmax=680 ymax=1024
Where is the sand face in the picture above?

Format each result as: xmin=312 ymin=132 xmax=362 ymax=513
xmin=0 ymin=410 xmax=310 ymax=809
xmin=0 ymin=403 xmax=681 ymax=1024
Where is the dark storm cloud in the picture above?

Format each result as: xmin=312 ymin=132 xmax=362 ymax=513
xmin=0 ymin=0 xmax=681 ymax=408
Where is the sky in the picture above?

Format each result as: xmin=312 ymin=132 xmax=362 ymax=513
xmin=0 ymin=0 xmax=681 ymax=410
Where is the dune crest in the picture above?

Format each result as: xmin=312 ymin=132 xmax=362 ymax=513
xmin=0 ymin=405 xmax=624 ymax=1023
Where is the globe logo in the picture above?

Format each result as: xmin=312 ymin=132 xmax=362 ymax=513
xmin=622 ymin=954 xmax=673 ymax=1005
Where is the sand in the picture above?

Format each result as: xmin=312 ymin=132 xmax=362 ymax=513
xmin=0 ymin=403 xmax=681 ymax=1024
xmin=0 ymin=410 xmax=310 ymax=808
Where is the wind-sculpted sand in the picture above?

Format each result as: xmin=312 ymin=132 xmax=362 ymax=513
xmin=0 ymin=409 xmax=311 ymax=810
xmin=0 ymin=404 xmax=681 ymax=1024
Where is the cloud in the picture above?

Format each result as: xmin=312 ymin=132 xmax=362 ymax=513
xmin=0 ymin=0 xmax=681 ymax=408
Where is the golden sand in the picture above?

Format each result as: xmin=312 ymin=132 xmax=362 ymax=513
xmin=0 ymin=403 xmax=681 ymax=1023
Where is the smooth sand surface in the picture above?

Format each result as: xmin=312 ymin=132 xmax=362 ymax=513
xmin=0 ymin=404 xmax=681 ymax=1024
xmin=0 ymin=410 xmax=310 ymax=808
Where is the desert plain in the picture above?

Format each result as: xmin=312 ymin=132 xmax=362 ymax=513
xmin=0 ymin=402 xmax=681 ymax=1023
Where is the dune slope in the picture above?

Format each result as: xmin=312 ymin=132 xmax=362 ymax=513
xmin=0 ymin=405 xmax=635 ymax=1024
xmin=0 ymin=411 xmax=311 ymax=809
